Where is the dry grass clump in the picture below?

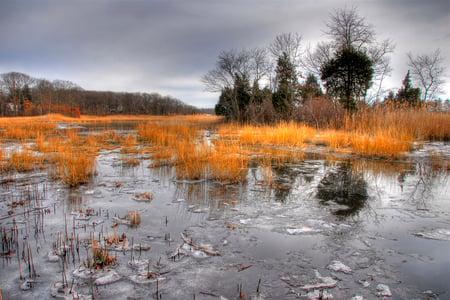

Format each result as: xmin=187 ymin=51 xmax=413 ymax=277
xmin=40 ymin=130 xmax=98 ymax=186
xmin=120 ymin=134 xmax=141 ymax=166
xmin=318 ymin=130 xmax=351 ymax=150
xmin=139 ymin=121 xmax=250 ymax=182
xmin=8 ymin=149 xmax=44 ymax=172
xmin=88 ymin=239 xmax=117 ymax=269
xmin=209 ymin=139 xmax=249 ymax=182
xmin=238 ymin=122 xmax=316 ymax=147
xmin=127 ymin=210 xmax=141 ymax=226
xmin=174 ymin=140 xmax=210 ymax=180
xmin=0 ymin=121 xmax=56 ymax=141
xmin=410 ymin=111 xmax=450 ymax=141
xmin=349 ymin=127 xmax=414 ymax=158
xmin=53 ymin=148 xmax=96 ymax=186
xmin=0 ymin=146 xmax=44 ymax=172
xmin=121 ymin=134 xmax=138 ymax=153
xmin=347 ymin=103 xmax=450 ymax=141
xmin=137 ymin=122 xmax=197 ymax=146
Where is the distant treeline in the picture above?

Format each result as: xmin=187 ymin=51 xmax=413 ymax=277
xmin=0 ymin=71 xmax=211 ymax=117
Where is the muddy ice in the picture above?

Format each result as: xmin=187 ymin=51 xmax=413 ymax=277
xmin=1 ymin=143 xmax=450 ymax=299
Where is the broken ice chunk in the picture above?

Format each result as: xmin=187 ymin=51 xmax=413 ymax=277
xmin=327 ymin=260 xmax=352 ymax=274
xmin=307 ymin=289 xmax=334 ymax=299
xmin=376 ymin=284 xmax=392 ymax=297
xmin=358 ymin=279 xmax=370 ymax=288
xmin=94 ymin=269 xmax=121 ymax=285
xmin=413 ymin=229 xmax=450 ymax=241
xmin=287 ymin=226 xmax=321 ymax=235
xmin=301 ymin=270 xmax=338 ymax=290
xmin=239 ymin=219 xmax=252 ymax=225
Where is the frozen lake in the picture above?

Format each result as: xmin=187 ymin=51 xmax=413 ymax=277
xmin=1 ymin=141 xmax=449 ymax=299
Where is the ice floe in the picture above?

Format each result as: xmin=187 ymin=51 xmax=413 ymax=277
xmin=327 ymin=260 xmax=352 ymax=274
xmin=301 ymin=270 xmax=338 ymax=290
xmin=307 ymin=289 xmax=334 ymax=299
xmin=376 ymin=284 xmax=392 ymax=297
xmin=413 ymin=228 xmax=450 ymax=241
xmin=287 ymin=226 xmax=321 ymax=235
xmin=73 ymin=267 xmax=121 ymax=285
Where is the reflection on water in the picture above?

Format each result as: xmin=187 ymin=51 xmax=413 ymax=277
xmin=317 ymin=160 xmax=368 ymax=217
xmin=2 ymin=141 xmax=449 ymax=299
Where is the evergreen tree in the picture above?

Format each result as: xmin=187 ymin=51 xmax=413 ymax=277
xmin=385 ymin=90 xmax=395 ymax=101
xmin=321 ymin=47 xmax=373 ymax=112
xmin=395 ymin=70 xmax=421 ymax=104
xmin=234 ymin=74 xmax=252 ymax=121
xmin=300 ymin=74 xmax=323 ymax=99
xmin=215 ymin=87 xmax=233 ymax=119
xmin=272 ymin=52 xmax=300 ymax=118
xmin=215 ymin=74 xmax=252 ymax=122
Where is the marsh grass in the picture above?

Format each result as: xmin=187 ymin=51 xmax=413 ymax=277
xmin=238 ymin=122 xmax=316 ymax=146
xmin=0 ymin=122 xmax=56 ymax=141
xmin=209 ymin=139 xmax=249 ymax=182
xmin=349 ymin=127 xmax=414 ymax=158
xmin=8 ymin=149 xmax=44 ymax=172
xmin=173 ymin=139 xmax=209 ymax=180
xmin=88 ymin=238 xmax=117 ymax=269
xmin=54 ymin=148 xmax=96 ymax=186
xmin=0 ymin=147 xmax=44 ymax=172
xmin=0 ymin=110 xmax=448 ymax=184
xmin=120 ymin=134 xmax=141 ymax=166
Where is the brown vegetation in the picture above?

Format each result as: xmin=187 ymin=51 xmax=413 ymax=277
xmin=0 ymin=109 xmax=448 ymax=185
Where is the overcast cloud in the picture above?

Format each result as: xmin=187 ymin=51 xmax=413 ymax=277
xmin=1 ymin=0 xmax=449 ymax=107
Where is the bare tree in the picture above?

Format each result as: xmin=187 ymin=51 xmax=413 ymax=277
xmin=250 ymin=47 xmax=271 ymax=88
xmin=202 ymin=48 xmax=271 ymax=122
xmin=368 ymin=39 xmax=395 ymax=101
xmin=268 ymin=32 xmax=303 ymax=66
xmin=34 ymin=79 xmax=55 ymax=114
xmin=0 ymin=72 xmax=35 ymax=115
xmin=407 ymin=49 xmax=446 ymax=101
xmin=325 ymin=6 xmax=376 ymax=51
xmin=202 ymin=49 xmax=249 ymax=92
xmin=202 ymin=48 xmax=270 ymax=93
xmin=301 ymin=42 xmax=334 ymax=77
xmin=316 ymin=6 xmax=394 ymax=102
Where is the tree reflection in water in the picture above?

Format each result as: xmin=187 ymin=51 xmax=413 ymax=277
xmin=317 ymin=160 xmax=368 ymax=217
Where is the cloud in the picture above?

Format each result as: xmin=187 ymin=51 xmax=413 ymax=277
xmin=1 ymin=0 xmax=449 ymax=108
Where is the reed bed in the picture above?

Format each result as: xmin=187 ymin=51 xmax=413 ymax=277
xmin=346 ymin=103 xmax=450 ymax=141
xmin=349 ymin=127 xmax=414 ymax=158
xmin=208 ymin=139 xmax=249 ymax=182
xmin=0 ymin=122 xmax=56 ymax=141
xmin=0 ymin=109 xmax=447 ymax=185
xmin=0 ymin=146 xmax=44 ymax=172
xmin=53 ymin=147 xmax=97 ymax=186
xmin=137 ymin=122 xmax=197 ymax=146
xmin=238 ymin=122 xmax=316 ymax=147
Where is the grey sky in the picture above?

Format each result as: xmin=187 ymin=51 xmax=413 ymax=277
xmin=1 ymin=0 xmax=449 ymax=108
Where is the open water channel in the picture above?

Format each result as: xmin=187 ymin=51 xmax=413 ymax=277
xmin=0 ymin=129 xmax=449 ymax=299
